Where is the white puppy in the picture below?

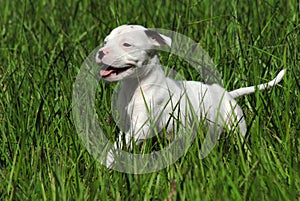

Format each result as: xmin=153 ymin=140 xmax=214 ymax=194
xmin=96 ymin=25 xmax=285 ymax=166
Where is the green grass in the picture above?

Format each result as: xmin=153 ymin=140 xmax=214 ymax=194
xmin=1 ymin=0 xmax=299 ymax=200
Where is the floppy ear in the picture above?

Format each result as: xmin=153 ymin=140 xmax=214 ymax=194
xmin=144 ymin=30 xmax=172 ymax=48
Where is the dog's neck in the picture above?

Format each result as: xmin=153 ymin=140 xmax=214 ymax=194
xmin=122 ymin=54 xmax=166 ymax=89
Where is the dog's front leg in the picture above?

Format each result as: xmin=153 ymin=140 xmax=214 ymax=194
xmin=105 ymin=121 xmax=152 ymax=167
xmin=103 ymin=110 xmax=151 ymax=167
xmin=105 ymin=132 xmax=148 ymax=168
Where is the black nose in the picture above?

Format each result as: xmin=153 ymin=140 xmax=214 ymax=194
xmin=98 ymin=50 xmax=105 ymax=60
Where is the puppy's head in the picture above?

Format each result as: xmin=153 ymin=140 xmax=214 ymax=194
xmin=96 ymin=25 xmax=172 ymax=82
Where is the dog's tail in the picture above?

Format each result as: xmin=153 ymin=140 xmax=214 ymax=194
xmin=229 ymin=69 xmax=286 ymax=99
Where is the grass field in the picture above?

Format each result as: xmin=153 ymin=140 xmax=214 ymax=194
xmin=1 ymin=0 xmax=299 ymax=200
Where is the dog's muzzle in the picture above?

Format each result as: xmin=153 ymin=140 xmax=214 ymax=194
xmin=96 ymin=50 xmax=134 ymax=80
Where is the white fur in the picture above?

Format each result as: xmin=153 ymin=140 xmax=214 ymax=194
xmin=96 ymin=25 xmax=285 ymax=167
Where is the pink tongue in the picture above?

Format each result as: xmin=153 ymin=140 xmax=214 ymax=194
xmin=100 ymin=69 xmax=115 ymax=77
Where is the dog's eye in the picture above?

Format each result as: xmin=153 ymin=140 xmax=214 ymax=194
xmin=123 ymin=43 xmax=132 ymax=47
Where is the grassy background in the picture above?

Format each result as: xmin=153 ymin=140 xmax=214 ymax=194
xmin=0 ymin=0 xmax=299 ymax=200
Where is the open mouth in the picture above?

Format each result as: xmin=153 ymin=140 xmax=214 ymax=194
xmin=99 ymin=65 xmax=133 ymax=78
